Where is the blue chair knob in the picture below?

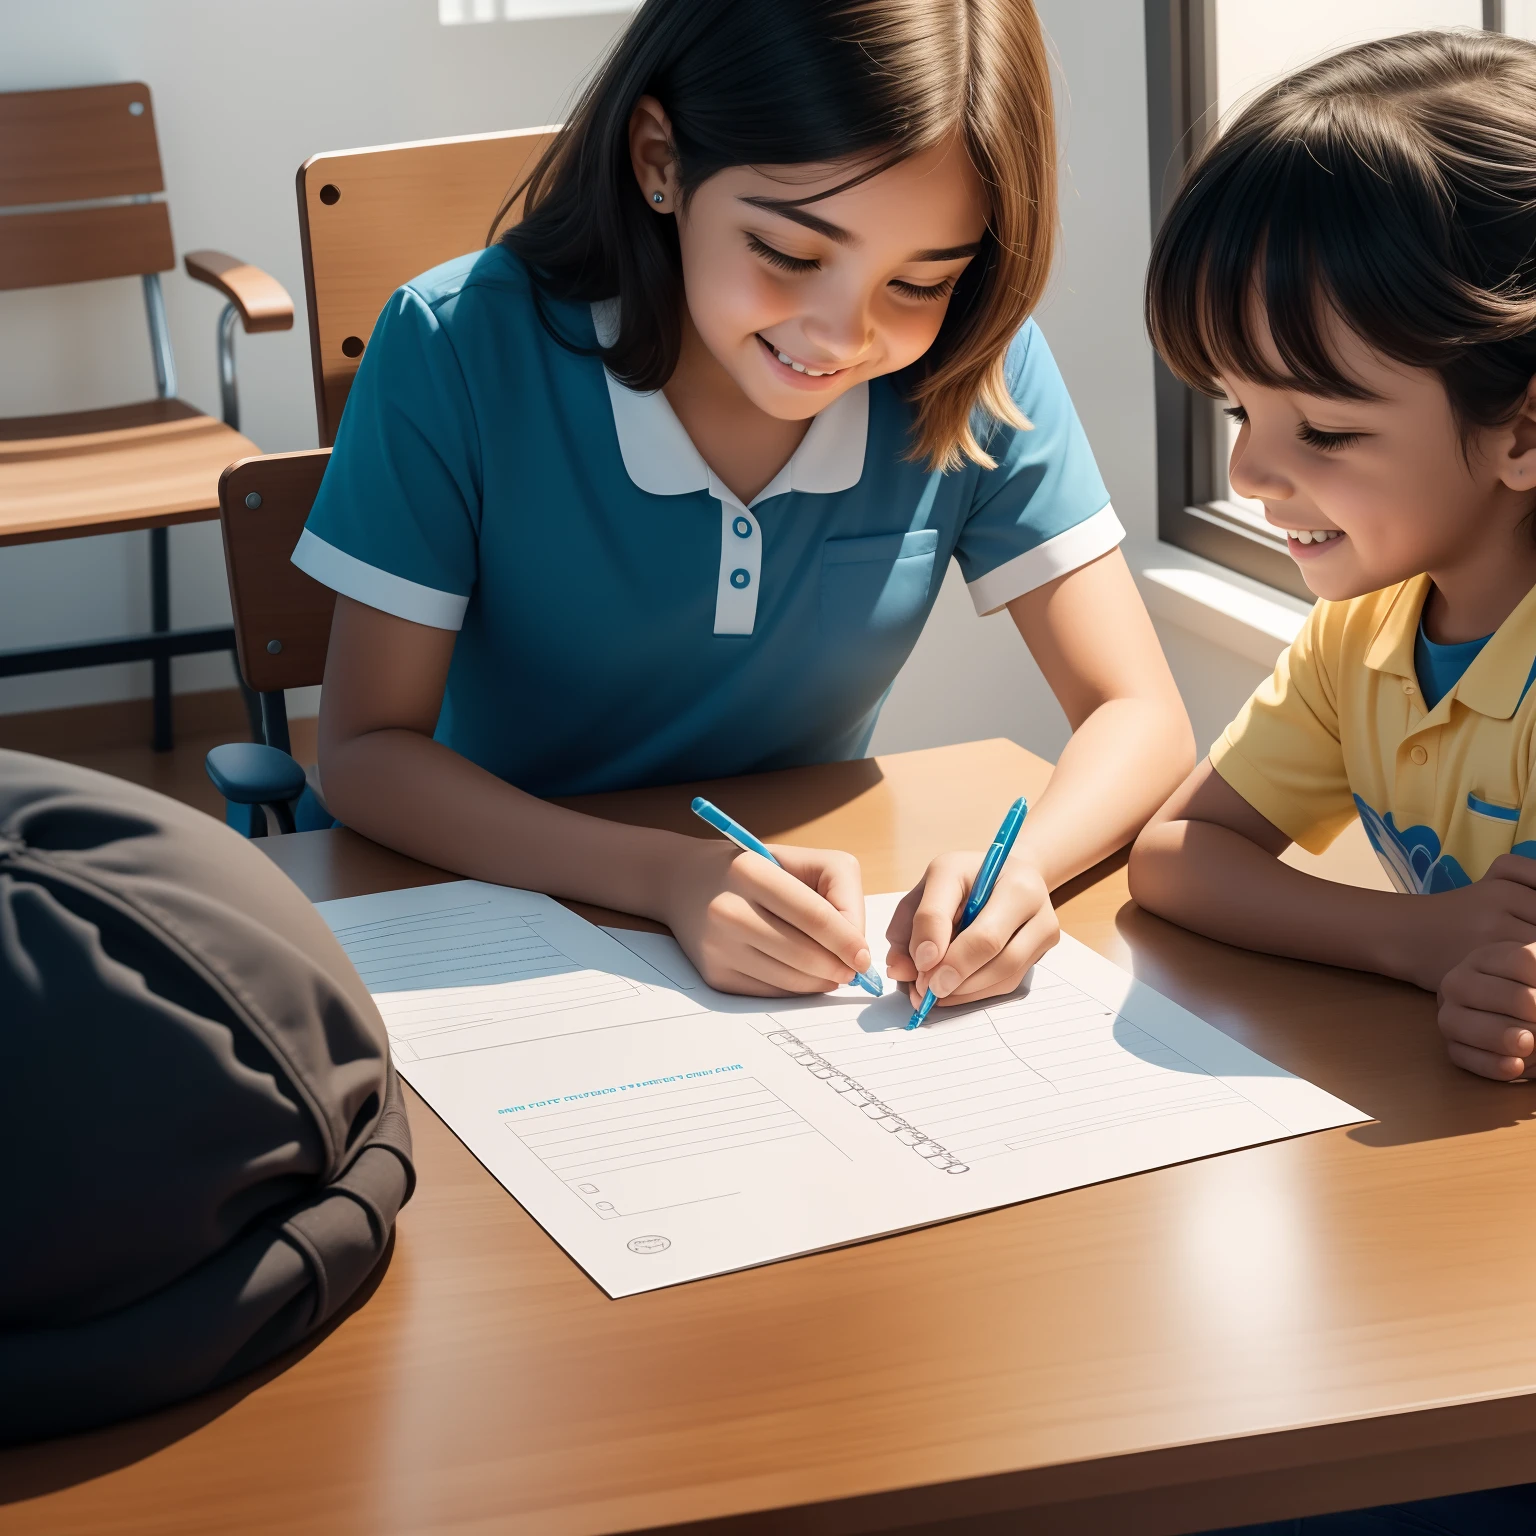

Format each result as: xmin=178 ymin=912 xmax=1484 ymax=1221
xmin=204 ymin=742 xmax=307 ymax=806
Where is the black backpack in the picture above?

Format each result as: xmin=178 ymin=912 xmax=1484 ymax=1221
xmin=0 ymin=750 xmax=413 ymax=1443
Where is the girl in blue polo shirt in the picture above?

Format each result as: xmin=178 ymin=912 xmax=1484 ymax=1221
xmin=296 ymin=0 xmax=1193 ymax=1006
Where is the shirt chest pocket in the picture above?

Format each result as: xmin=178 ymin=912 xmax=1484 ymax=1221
xmin=1461 ymin=790 xmax=1524 ymax=875
xmin=819 ymin=528 xmax=940 ymax=634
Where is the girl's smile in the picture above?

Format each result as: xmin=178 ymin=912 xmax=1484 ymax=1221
xmin=661 ymin=128 xmax=986 ymax=429
xmin=755 ymin=332 xmax=855 ymax=387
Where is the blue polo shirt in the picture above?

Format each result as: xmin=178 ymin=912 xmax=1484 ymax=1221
xmin=294 ymin=244 xmax=1120 ymax=797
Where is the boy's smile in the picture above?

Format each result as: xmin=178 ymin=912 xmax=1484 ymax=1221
xmin=1280 ymin=525 xmax=1345 ymax=561
xmin=1220 ymin=308 xmax=1536 ymax=641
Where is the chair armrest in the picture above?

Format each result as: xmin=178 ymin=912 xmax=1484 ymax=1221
xmin=205 ymin=742 xmax=308 ymax=804
xmin=183 ymin=250 xmax=294 ymax=333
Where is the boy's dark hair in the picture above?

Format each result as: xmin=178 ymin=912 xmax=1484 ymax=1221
xmin=1146 ymin=29 xmax=1536 ymax=434
xmin=492 ymin=0 xmax=1056 ymax=473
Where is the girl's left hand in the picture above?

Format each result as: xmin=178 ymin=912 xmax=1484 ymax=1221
xmin=885 ymin=851 xmax=1061 ymax=1008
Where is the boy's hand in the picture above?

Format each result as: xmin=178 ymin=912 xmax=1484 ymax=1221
xmin=885 ymin=851 xmax=1059 ymax=1008
xmin=1399 ymin=854 xmax=1536 ymax=991
xmin=1437 ymin=939 xmax=1536 ymax=1080
xmin=661 ymin=838 xmax=873 ymax=996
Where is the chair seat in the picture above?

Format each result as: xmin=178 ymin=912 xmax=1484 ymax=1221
xmin=0 ymin=398 xmax=257 ymax=548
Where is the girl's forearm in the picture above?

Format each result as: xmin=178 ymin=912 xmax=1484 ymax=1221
xmin=1129 ymin=818 xmax=1419 ymax=981
xmin=319 ymin=727 xmax=695 ymax=920
xmin=1013 ymin=697 xmax=1194 ymax=891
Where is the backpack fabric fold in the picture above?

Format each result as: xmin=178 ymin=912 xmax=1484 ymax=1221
xmin=0 ymin=750 xmax=413 ymax=1443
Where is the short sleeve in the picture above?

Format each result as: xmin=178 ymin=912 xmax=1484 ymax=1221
xmin=292 ymin=284 xmax=481 ymax=631
xmin=1209 ymin=602 xmax=1355 ymax=854
xmin=954 ymin=322 xmax=1122 ymax=616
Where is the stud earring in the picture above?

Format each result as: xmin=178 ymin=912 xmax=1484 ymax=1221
xmin=652 ymin=191 xmax=665 ymax=204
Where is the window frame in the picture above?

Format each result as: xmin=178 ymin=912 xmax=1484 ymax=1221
xmin=1143 ymin=0 xmax=1316 ymax=601
xmin=1142 ymin=0 xmax=1506 ymax=602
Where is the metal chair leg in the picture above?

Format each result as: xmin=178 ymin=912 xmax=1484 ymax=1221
xmin=150 ymin=526 xmax=172 ymax=752
xmin=238 ymin=672 xmax=264 ymax=743
xmin=260 ymin=690 xmax=292 ymax=757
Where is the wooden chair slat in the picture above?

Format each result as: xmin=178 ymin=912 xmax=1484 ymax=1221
xmin=218 ymin=451 xmax=336 ymax=693
xmin=0 ymin=83 xmax=165 ymax=207
xmin=296 ymin=126 xmax=557 ymax=444
xmin=0 ymin=402 xmax=255 ymax=548
xmin=0 ymin=202 xmax=175 ymax=291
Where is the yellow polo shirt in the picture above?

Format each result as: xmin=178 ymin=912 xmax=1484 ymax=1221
xmin=1210 ymin=574 xmax=1536 ymax=894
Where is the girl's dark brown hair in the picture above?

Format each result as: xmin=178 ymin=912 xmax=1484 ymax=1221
xmin=492 ymin=0 xmax=1057 ymax=472
xmin=1146 ymin=29 xmax=1536 ymax=433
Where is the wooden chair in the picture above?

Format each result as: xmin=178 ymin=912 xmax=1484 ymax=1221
xmin=207 ymin=125 xmax=555 ymax=831
xmin=0 ymin=82 xmax=295 ymax=750
xmin=206 ymin=451 xmax=333 ymax=834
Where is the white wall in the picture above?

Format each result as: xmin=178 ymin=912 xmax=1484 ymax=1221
xmin=874 ymin=0 xmax=1275 ymax=760
xmin=0 ymin=0 xmax=628 ymax=714
xmin=2 ymin=0 xmax=1275 ymax=762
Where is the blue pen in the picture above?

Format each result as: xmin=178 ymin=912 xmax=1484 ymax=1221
xmin=690 ymin=796 xmax=884 ymax=997
xmin=906 ymin=795 xmax=1028 ymax=1029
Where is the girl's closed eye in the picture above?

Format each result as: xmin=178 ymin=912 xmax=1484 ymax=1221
xmin=890 ymin=275 xmax=957 ymax=302
xmin=747 ymin=231 xmax=958 ymax=302
xmin=745 ymin=232 xmax=819 ymax=273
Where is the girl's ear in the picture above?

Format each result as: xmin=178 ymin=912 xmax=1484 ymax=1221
xmin=628 ymin=95 xmax=679 ymax=212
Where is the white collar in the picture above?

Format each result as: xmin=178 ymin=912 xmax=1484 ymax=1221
xmin=591 ymin=300 xmax=867 ymax=510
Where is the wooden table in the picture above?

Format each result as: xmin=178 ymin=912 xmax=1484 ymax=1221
xmin=8 ymin=738 xmax=1536 ymax=1536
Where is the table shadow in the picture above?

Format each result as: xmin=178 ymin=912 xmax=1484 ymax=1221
xmin=0 ymin=1230 xmax=395 ymax=1504
xmin=557 ymin=757 xmax=888 ymax=840
xmin=1111 ymin=900 xmax=1536 ymax=1150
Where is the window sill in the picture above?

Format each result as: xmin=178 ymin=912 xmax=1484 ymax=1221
xmin=1126 ymin=540 xmax=1311 ymax=669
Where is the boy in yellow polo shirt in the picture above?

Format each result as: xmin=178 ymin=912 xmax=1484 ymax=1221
xmin=1129 ymin=30 xmax=1536 ymax=1088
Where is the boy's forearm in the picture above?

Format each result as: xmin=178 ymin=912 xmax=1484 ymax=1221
xmin=1129 ymin=819 xmax=1423 ymax=983
xmin=319 ymin=727 xmax=694 ymax=920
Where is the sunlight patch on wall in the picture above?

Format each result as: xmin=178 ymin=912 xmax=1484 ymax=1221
xmin=440 ymin=0 xmax=635 ymax=21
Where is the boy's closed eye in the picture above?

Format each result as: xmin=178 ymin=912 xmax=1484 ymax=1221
xmin=1223 ymin=402 xmax=1367 ymax=453
xmin=1296 ymin=421 xmax=1365 ymax=452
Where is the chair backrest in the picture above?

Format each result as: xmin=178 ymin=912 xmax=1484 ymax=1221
xmin=296 ymin=125 xmax=558 ymax=445
xmin=218 ymin=451 xmax=335 ymax=694
xmin=0 ymin=83 xmax=174 ymax=291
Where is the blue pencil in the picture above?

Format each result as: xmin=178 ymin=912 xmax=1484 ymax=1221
xmin=690 ymin=796 xmax=884 ymax=998
xmin=906 ymin=796 xmax=1028 ymax=1029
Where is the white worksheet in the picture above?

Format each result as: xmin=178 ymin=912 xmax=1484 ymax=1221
xmin=317 ymin=881 xmax=1368 ymax=1297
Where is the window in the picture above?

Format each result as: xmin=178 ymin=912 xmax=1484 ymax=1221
xmin=1144 ymin=0 xmax=1493 ymax=600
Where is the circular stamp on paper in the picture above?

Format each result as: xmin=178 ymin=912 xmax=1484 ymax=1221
xmin=627 ymin=1235 xmax=671 ymax=1255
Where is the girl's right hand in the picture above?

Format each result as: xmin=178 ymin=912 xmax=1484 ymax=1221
xmin=659 ymin=838 xmax=875 ymax=996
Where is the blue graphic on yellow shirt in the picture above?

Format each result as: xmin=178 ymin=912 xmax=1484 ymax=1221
xmin=1354 ymin=793 xmax=1536 ymax=892
xmin=1354 ymin=795 xmax=1469 ymax=894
